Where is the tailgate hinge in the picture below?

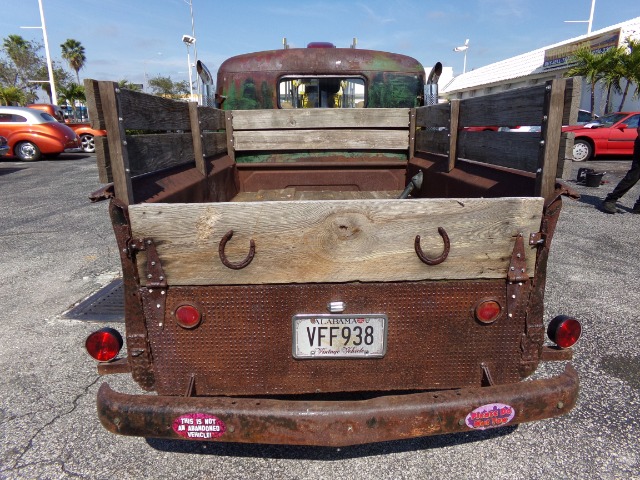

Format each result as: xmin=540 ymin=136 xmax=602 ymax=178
xmin=506 ymin=233 xmax=529 ymax=320
xmin=131 ymin=238 xmax=168 ymax=331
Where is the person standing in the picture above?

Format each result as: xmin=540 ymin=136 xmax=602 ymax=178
xmin=602 ymin=125 xmax=640 ymax=214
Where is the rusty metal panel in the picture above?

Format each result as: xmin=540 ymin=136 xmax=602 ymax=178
xmin=141 ymin=280 xmax=532 ymax=396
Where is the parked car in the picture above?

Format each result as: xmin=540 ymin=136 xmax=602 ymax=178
xmin=27 ymin=103 xmax=66 ymax=122
xmin=65 ymin=123 xmax=107 ymax=153
xmin=28 ymin=104 xmax=106 ymax=153
xmin=0 ymin=136 xmax=9 ymax=156
xmin=0 ymin=106 xmax=80 ymax=161
xmin=562 ymin=112 xmax=640 ymax=161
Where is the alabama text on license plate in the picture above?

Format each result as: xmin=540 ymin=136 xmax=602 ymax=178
xmin=292 ymin=314 xmax=387 ymax=359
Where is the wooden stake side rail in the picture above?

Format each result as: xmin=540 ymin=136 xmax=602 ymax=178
xmin=414 ymin=78 xmax=580 ymax=196
xmin=85 ymin=79 xmax=227 ymax=200
xmin=128 ymin=197 xmax=544 ymax=286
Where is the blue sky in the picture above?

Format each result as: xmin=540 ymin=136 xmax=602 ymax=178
xmin=2 ymin=0 xmax=639 ymax=88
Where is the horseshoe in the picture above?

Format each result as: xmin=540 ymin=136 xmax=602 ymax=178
xmin=414 ymin=227 xmax=450 ymax=266
xmin=218 ymin=230 xmax=255 ymax=270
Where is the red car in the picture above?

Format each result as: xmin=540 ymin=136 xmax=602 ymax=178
xmin=0 ymin=106 xmax=80 ymax=161
xmin=563 ymin=112 xmax=640 ymax=162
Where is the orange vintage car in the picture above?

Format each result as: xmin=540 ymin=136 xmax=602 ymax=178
xmin=0 ymin=106 xmax=80 ymax=161
xmin=28 ymin=103 xmax=107 ymax=153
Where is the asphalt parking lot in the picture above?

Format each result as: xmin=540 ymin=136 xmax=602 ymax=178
xmin=0 ymin=153 xmax=638 ymax=479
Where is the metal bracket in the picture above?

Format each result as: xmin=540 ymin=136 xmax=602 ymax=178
xmin=133 ymin=238 xmax=168 ymax=331
xmin=506 ymin=233 xmax=529 ymax=321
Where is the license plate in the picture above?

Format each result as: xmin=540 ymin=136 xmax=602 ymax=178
xmin=292 ymin=314 xmax=387 ymax=359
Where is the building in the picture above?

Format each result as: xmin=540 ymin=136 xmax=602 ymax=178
xmin=441 ymin=17 xmax=640 ymax=115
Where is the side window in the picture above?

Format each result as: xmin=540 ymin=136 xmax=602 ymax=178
xmin=0 ymin=114 xmax=28 ymax=123
xmin=625 ymin=115 xmax=639 ymax=129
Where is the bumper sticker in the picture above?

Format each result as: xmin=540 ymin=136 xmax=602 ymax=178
xmin=172 ymin=413 xmax=226 ymax=439
xmin=465 ymin=403 xmax=515 ymax=430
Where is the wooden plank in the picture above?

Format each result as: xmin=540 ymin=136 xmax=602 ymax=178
xmin=198 ymin=106 xmax=226 ymax=131
xmin=84 ymin=79 xmax=106 ymax=130
xmin=563 ymin=77 xmax=581 ymax=126
xmin=116 ymin=89 xmax=192 ymax=131
xmin=448 ymin=99 xmax=460 ymax=171
xmin=409 ymin=108 xmax=416 ymax=159
xmin=457 ymin=131 xmax=540 ymax=172
xmin=459 ymin=84 xmax=547 ymax=127
xmin=415 ymin=104 xmax=450 ymax=129
xmin=536 ymin=79 xmax=566 ymax=198
xmin=125 ymin=133 xmax=195 ymax=176
xmin=225 ymin=111 xmax=235 ymax=162
xmin=558 ymin=132 xmax=575 ymax=180
xmin=98 ymin=81 xmax=133 ymax=204
xmin=94 ymin=136 xmax=111 ymax=183
xmin=415 ymin=129 xmax=449 ymax=155
xmin=231 ymin=108 xmax=410 ymax=130
xmin=189 ymin=102 xmax=206 ymax=176
xmin=234 ymin=129 xmax=409 ymax=151
xmin=128 ymin=197 xmax=544 ymax=286
xmin=202 ymin=132 xmax=228 ymax=158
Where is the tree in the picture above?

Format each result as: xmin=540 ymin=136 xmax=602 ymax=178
xmin=565 ymin=47 xmax=610 ymax=118
xmin=618 ymin=38 xmax=640 ymax=111
xmin=60 ymin=39 xmax=86 ymax=84
xmin=1 ymin=35 xmax=43 ymax=101
xmin=599 ymin=46 xmax=626 ymax=114
xmin=58 ymin=83 xmax=85 ymax=118
xmin=0 ymin=86 xmax=27 ymax=105
xmin=33 ymin=63 xmax=72 ymax=104
xmin=118 ymin=79 xmax=143 ymax=92
xmin=148 ymin=75 xmax=189 ymax=100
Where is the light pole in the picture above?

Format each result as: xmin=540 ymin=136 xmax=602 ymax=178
xmin=182 ymin=35 xmax=196 ymax=101
xmin=21 ymin=0 xmax=57 ymax=104
xmin=564 ymin=0 xmax=596 ymax=35
xmin=454 ymin=39 xmax=470 ymax=74
xmin=184 ymin=0 xmax=201 ymax=104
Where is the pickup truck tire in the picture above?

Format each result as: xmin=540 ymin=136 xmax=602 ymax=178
xmin=15 ymin=141 xmax=42 ymax=162
xmin=572 ymin=139 xmax=592 ymax=162
xmin=80 ymin=134 xmax=95 ymax=153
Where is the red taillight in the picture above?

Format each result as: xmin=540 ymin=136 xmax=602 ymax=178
xmin=174 ymin=304 xmax=202 ymax=329
xmin=85 ymin=328 xmax=123 ymax=362
xmin=547 ymin=315 xmax=582 ymax=348
xmin=474 ymin=300 xmax=502 ymax=324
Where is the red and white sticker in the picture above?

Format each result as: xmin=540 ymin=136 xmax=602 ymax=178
xmin=172 ymin=413 xmax=226 ymax=439
xmin=465 ymin=403 xmax=515 ymax=430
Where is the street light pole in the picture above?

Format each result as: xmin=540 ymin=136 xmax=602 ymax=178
xmin=21 ymin=0 xmax=57 ymax=104
xmin=182 ymin=35 xmax=196 ymax=101
xmin=564 ymin=0 xmax=596 ymax=35
xmin=454 ymin=39 xmax=470 ymax=74
xmin=185 ymin=0 xmax=201 ymax=104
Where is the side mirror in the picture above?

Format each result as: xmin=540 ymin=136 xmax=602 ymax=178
xmin=618 ymin=123 xmax=629 ymax=130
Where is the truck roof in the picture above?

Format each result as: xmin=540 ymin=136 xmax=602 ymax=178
xmin=217 ymin=47 xmax=425 ymax=76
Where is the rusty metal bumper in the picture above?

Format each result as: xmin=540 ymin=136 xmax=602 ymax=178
xmin=97 ymin=364 xmax=578 ymax=447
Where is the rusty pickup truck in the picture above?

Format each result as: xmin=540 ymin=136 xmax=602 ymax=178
xmin=84 ymin=43 xmax=581 ymax=447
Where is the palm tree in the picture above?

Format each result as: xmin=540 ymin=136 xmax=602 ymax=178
xmin=0 ymin=86 xmax=27 ymax=105
xmin=618 ymin=38 xmax=640 ymax=111
xmin=60 ymin=39 xmax=86 ymax=84
xmin=599 ymin=46 xmax=626 ymax=114
xmin=565 ymin=47 xmax=610 ymax=118
xmin=58 ymin=83 xmax=85 ymax=119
